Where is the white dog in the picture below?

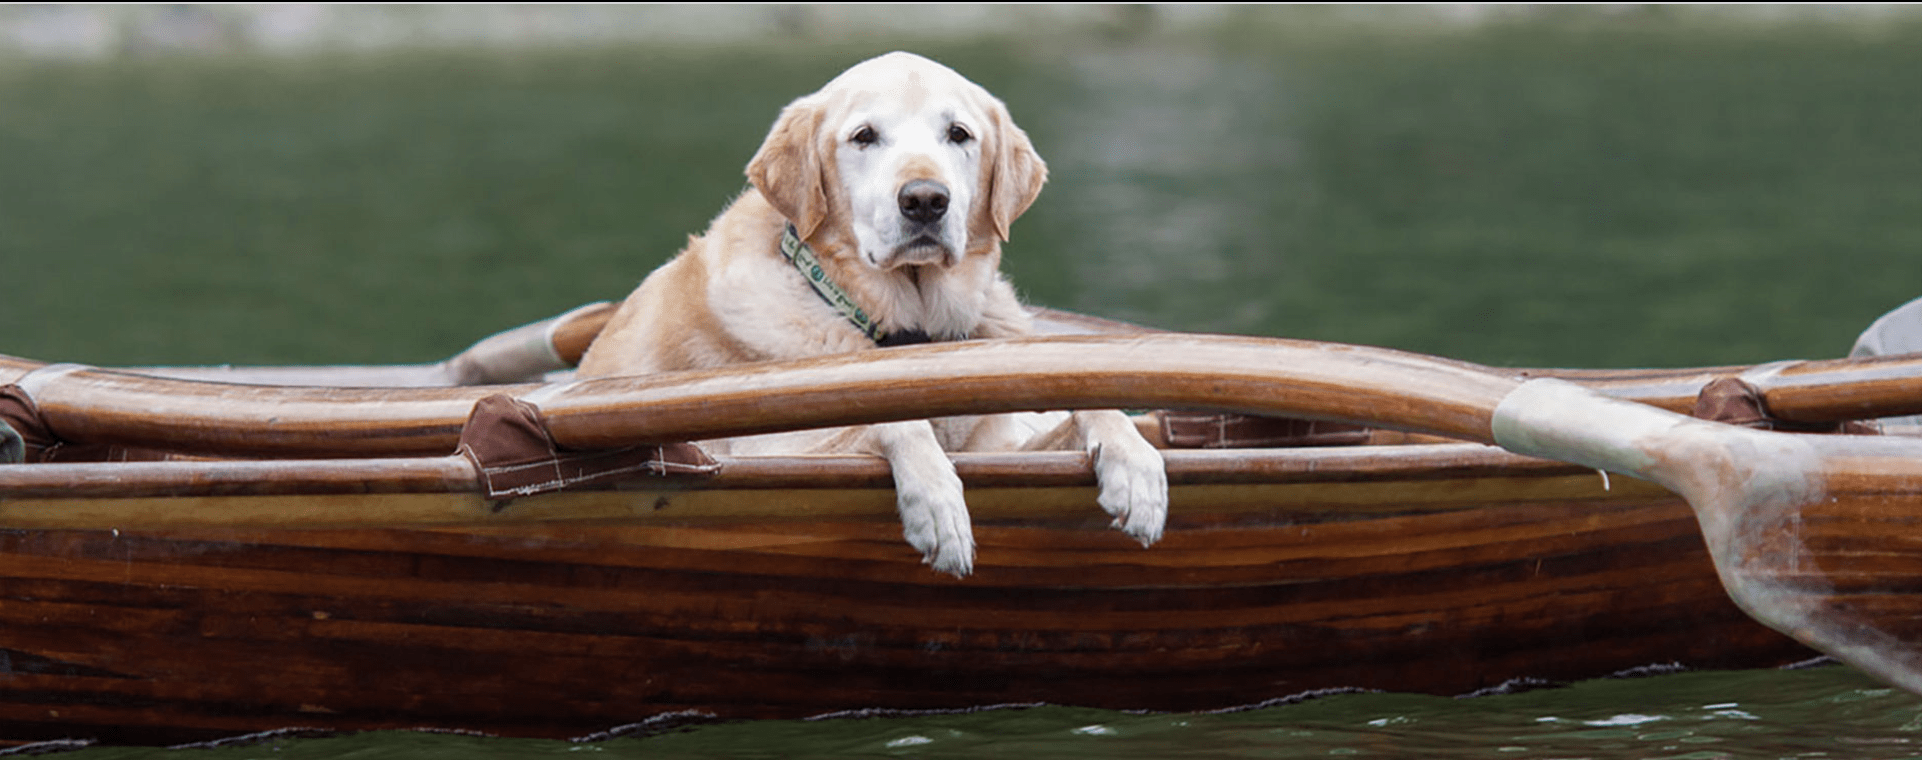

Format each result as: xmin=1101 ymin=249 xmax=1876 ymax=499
xmin=578 ymin=52 xmax=1167 ymax=576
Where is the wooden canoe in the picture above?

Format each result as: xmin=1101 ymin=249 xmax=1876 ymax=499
xmin=1 ymin=305 xmax=1918 ymax=746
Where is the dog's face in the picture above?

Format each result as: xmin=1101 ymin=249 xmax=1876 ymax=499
xmin=747 ymin=52 xmax=1047 ymax=272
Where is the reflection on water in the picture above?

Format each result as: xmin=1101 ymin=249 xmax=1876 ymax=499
xmin=1039 ymin=49 xmax=1307 ymax=336
xmin=1005 ymin=27 xmax=1922 ymax=367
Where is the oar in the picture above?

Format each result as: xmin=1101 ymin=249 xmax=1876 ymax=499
xmin=6 ymin=334 xmax=1922 ymax=694
xmin=537 ymin=301 xmax=1922 ymax=424
xmin=1489 ymin=376 xmax=1922 ymax=696
xmin=1526 ymin=353 xmax=1922 ymax=423
xmin=2 ymin=335 xmax=1513 ymax=456
xmin=45 ymin=298 xmax=1922 ymax=425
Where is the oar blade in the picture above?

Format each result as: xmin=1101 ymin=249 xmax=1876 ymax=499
xmin=1493 ymin=377 xmax=1922 ymax=694
xmin=1719 ymin=441 xmax=1922 ymax=695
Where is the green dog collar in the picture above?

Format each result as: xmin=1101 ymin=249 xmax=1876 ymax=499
xmin=779 ymin=223 xmax=931 ymax=346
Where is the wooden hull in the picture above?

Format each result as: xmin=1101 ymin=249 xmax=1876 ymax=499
xmin=0 ymin=446 xmax=1813 ymax=744
xmin=9 ymin=308 xmax=1917 ymax=744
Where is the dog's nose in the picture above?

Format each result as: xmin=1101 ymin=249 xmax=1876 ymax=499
xmin=897 ymin=179 xmax=949 ymax=224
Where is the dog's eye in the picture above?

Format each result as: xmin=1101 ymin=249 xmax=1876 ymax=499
xmin=850 ymin=126 xmax=878 ymax=146
xmin=947 ymin=124 xmax=972 ymax=144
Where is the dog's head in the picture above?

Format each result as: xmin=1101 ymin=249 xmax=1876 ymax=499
xmin=746 ymin=51 xmax=1047 ymax=271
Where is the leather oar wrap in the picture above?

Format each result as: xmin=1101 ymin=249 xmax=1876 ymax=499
xmin=0 ymin=385 xmax=51 ymax=463
xmin=456 ymin=393 xmax=717 ymax=499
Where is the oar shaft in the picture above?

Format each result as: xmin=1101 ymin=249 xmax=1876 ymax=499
xmin=536 ymin=335 xmax=1518 ymax=450
xmin=2 ymin=335 xmax=1520 ymax=457
xmin=1755 ymin=354 xmax=1922 ymax=422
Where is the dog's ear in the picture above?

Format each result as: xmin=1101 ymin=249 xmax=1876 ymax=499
xmin=746 ymin=98 xmax=830 ymax=240
xmin=978 ymin=103 xmax=1048 ymax=243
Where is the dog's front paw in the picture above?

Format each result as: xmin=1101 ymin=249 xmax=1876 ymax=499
xmin=895 ymin=465 xmax=976 ymax=577
xmin=1092 ymin=434 xmax=1168 ymax=547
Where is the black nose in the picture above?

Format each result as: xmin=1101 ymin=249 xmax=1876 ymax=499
xmin=897 ymin=179 xmax=949 ymax=224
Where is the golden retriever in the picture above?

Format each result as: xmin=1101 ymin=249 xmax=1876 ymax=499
xmin=578 ymin=51 xmax=1167 ymax=576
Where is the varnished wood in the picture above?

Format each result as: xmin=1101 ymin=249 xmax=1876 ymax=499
xmin=6 ymin=335 xmax=1523 ymax=457
xmin=533 ymin=335 xmax=1522 ymax=448
xmin=1753 ymin=353 xmax=1922 ymax=422
xmin=1530 ymin=353 xmax=1922 ymax=422
xmin=0 ymin=454 xmax=1809 ymax=745
xmin=8 ymin=347 xmax=1920 ymax=466
xmin=5 ymin=312 xmax=1922 ymax=744
xmin=0 ymin=445 xmax=1665 ymax=528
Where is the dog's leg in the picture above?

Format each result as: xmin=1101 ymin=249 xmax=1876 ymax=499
xmin=1029 ymin=411 xmax=1168 ymax=546
xmin=853 ymin=421 xmax=976 ymax=577
xmin=1082 ymin=410 xmax=1169 ymax=546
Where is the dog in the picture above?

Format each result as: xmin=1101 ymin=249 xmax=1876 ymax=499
xmin=577 ymin=51 xmax=1167 ymax=576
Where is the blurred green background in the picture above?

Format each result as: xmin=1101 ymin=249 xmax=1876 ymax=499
xmin=2 ymin=7 xmax=1917 ymax=369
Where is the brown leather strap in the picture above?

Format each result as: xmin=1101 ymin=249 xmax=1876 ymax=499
xmin=1692 ymin=376 xmax=1879 ymax=435
xmin=2 ymin=385 xmax=56 ymax=463
xmin=457 ymin=394 xmax=717 ymax=499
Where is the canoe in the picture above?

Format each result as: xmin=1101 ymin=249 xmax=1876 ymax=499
xmin=2 ymin=304 xmax=1919 ymax=746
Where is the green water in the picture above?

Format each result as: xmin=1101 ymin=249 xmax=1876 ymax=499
xmin=4 ymin=12 xmax=1922 ymax=758
xmin=2 ymin=15 xmax=1918 ymax=368
xmin=44 ymin=665 xmax=1922 ymax=759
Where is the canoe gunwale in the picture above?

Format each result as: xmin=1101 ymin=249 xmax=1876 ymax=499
xmin=0 ymin=443 xmax=1606 ymax=501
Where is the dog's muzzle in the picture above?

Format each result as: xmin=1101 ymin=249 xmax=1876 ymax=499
xmin=897 ymin=179 xmax=949 ymax=224
xmin=887 ymin=179 xmax=957 ymax=268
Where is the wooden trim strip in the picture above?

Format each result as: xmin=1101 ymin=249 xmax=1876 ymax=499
xmin=0 ymin=465 xmax=1658 ymax=532
xmin=0 ymin=444 xmax=1603 ymax=501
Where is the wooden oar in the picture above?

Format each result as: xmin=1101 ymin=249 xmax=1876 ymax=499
xmin=1490 ymin=377 xmax=1922 ymax=695
xmin=1 ymin=335 xmax=1516 ymax=457
xmin=6 ymin=334 xmax=1922 ymax=694
xmin=40 ymin=299 xmax=1922 ymax=425
xmin=1527 ymin=353 xmax=1922 ymax=422
xmin=543 ymin=301 xmax=1922 ymax=424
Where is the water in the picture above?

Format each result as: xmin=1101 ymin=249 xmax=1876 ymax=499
xmin=3 ymin=12 xmax=1921 ymax=758
xmin=41 ymin=665 xmax=1922 ymax=759
xmin=2 ymin=15 xmax=1917 ymax=369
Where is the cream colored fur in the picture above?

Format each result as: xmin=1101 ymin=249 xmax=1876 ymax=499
xmin=578 ymin=52 xmax=1168 ymax=576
